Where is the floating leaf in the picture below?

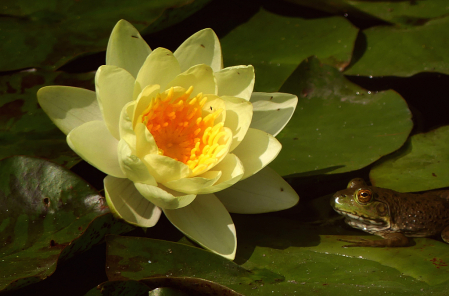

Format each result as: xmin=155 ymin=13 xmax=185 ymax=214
xmin=345 ymin=16 xmax=449 ymax=77
xmin=0 ymin=156 xmax=134 ymax=293
xmin=105 ymin=235 xmax=284 ymax=294
xmin=370 ymin=125 xmax=449 ymax=192
xmin=220 ymin=9 xmax=358 ymax=92
xmin=0 ymin=0 xmax=211 ymax=71
xmin=286 ymin=0 xmax=449 ymax=26
xmin=0 ymin=69 xmax=95 ymax=167
xmin=103 ymin=211 xmax=449 ymax=295
xmin=349 ymin=0 xmax=449 ymax=26
xmin=85 ymin=278 xmax=242 ymax=296
xmin=269 ymin=56 xmax=413 ymax=177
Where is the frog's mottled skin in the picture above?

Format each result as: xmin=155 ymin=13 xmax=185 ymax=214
xmin=331 ymin=178 xmax=449 ymax=247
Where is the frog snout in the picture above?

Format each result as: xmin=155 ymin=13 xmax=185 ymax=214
xmin=331 ymin=191 xmax=347 ymax=208
xmin=331 ymin=192 xmax=343 ymax=208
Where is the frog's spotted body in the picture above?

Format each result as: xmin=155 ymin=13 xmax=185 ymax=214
xmin=331 ymin=178 xmax=449 ymax=247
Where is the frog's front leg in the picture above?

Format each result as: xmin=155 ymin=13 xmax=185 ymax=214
xmin=338 ymin=232 xmax=410 ymax=247
xmin=441 ymin=225 xmax=449 ymax=243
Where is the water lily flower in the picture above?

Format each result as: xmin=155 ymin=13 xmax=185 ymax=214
xmin=37 ymin=20 xmax=299 ymax=260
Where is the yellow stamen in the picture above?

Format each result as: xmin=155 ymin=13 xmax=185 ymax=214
xmin=140 ymin=86 xmax=229 ymax=176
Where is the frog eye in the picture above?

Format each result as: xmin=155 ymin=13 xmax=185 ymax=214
xmin=356 ymin=189 xmax=373 ymax=204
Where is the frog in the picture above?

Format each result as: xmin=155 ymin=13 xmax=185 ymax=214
xmin=330 ymin=178 xmax=449 ymax=247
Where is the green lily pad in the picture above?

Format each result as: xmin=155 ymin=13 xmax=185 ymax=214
xmin=345 ymin=16 xmax=449 ymax=77
xmin=349 ymin=0 xmax=449 ymax=26
xmin=104 ymin=210 xmax=449 ymax=295
xmin=269 ymin=56 xmax=413 ymax=177
xmin=286 ymin=0 xmax=449 ymax=26
xmin=370 ymin=125 xmax=449 ymax=192
xmin=220 ymin=9 xmax=358 ymax=92
xmin=0 ymin=156 xmax=134 ymax=293
xmin=85 ymin=280 xmax=149 ymax=296
xmin=0 ymin=69 xmax=96 ymax=167
xmin=86 ymin=278 xmax=242 ymax=296
xmin=105 ymin=235 xmax=284 ymax=290
xmin=0 ymin=0 xmax=211 ymax=71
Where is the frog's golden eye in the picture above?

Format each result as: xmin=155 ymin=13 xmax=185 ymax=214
xmin=356 ymin=189 xmax=373 ymax=204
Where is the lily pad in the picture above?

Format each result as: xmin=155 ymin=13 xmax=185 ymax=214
xmin=85 ymin=278 xmax=242 ymax=296
xmin=105 ymin=235 xmax=283 ymax=290
xmin=104 ymin=211 xmax=449 ymax=295
xmin=269 ymin=56 xmax=413 ymax=177
xmin=345 ymin=16 xmax=449 ymax=77
xmin=286 ymin=0 xmax=449 ymax=26
xmin=349 ymin=0 xmax=449 ymax=26
xmin=0 ymin=156 xmax=134 ymax=293
xmin=0 ymin=0 xmax=211 ymax=71
xmin=0 ymin=69 xmax=95 ymax=167
xmin=370 ymin=125 xmax=449 ymax=192
xmin=220 ymin=8 xmax=358 ymax=92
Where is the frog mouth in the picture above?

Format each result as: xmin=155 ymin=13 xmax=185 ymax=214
xmin=334 ymin=208 xmax=387 ymax=226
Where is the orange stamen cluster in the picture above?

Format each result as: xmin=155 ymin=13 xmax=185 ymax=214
xmin=141 ymin=86 xmax=228 ymax=176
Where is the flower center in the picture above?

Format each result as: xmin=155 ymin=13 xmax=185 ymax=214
xmin=141 ymin=86 xmax=228 ymax=176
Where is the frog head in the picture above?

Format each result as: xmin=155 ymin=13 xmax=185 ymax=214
xmin=331 ymin=178 xmax=391 ymax=233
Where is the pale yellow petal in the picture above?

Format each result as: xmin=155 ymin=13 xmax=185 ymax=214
xmin=196 ymin=153 xmax=244 ymax=194
xmin=215 ymin=166 xmax=299 ymax=214
xmin=163 ymin=171 xmax=222 ymax=194
xmin=132 ymin=84 xmax=161 ymax=128
xmin=232 ymin=128 xmax=281 ymax=180
xmin=164 ymin=194 xmax=236 ymax=259
xmin=174 ymin=28 xmax=222 ymax=72
xmin=119 ymin=101 xmax=137 ymax=151
xmin=95 ymin=65 xmax=135 ymax=140
xmin=135 ymin=47 xmax=181 ymax=95
xmin=201 ymin=94 xmax=226 ymax=124
xmin=134 ymin=183 xmax=196 ymax=210
xmin=106 ymin=19 xmax=151 ymax=78
xmin=67 ymin=121 xmax=125 ymax=178
xmin=37 ymin=86 xmax=102 ymax=135
xmin=104 ymin=176 xmax=161 ymax=227
xmin=250 ymin=92 xmax=298 ymax=137
xmin=135 ymin=122 xmax=158 ymax=158
xmin=143 ymin=154 xmax=192 ymax=183
xmin=222 ymin=96 xmax=253 ymax=152
xmin=166 ymin=64 xmax=217 ymax=97
xmin=117 ymin=139 xmax=157 ymax=185
xmin=215 ymin=65 xmax=255 ymax=101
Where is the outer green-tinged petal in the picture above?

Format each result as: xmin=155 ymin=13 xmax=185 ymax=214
xmin=215 ymin=166 xmax=299 ymax=214
xmin=143 ymin=154 xmax=191 ymax=183
xmin=163 ymin=171 xmax=222 ymax=194
xmin=132 ymin=84 xmax=161 ymax=128
xmin=164 ymin=194 xmax=236 ymax=259
xmin=134 ymin=183 xmax=196 ymax=210
xmin=119 ymin=101 xmax=137 ymax=150
xmin=37 ymin=86 xmax=102 ymax=135
xmin=96 ymin=65 xmax=135 ymax=140
xmin=106 ymin=19 xmax=151 ymax=78
xmin=250 ymin=92 xmax=298 ymax=137
xmin=117 ymin=139 xmax=157 ymax=185
xmin=174 ymin=28 xmax=222 ymax=72
xmin=222 ymin=96 xmax=253 ymax=152
xmin=67 ymin=120 xmax=125 ymax=178
xmin=166 ymin=64 xmax=217 ymax=97
xmin=135 ymin=122 xmax=159 ymax=158
xmin=104 ymin=176 xmax=161 ymax=227
xmin=215 ymin=65 xmax=255 ymax=101
xmin=232 ymin=128 xmax=281 ymax=180
xmin=134 ymin=47 xmax=181 ymax=97
xmin=197 ymin=153 xmax=244 ymax=194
